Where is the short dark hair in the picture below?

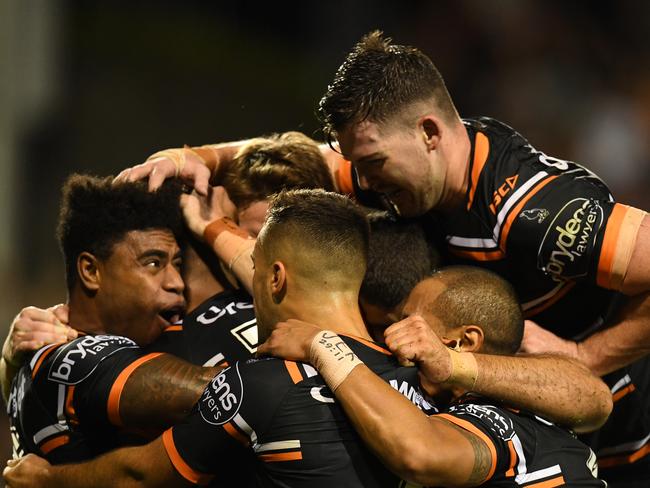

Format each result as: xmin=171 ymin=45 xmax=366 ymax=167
xmin=360 ymin=212 xmax=441 ymax=309
xmin=57 ymin=174 xmax=184 ymax=290
xmin=222 ymin=131 xmax=335 ymax=209
xmin=427 ymin=266 xmax=523 ymax=355
xmin=318 ymin=30 xmax=457 ymax=142
xmin=261 ymin=189 xmax=370 ymax=284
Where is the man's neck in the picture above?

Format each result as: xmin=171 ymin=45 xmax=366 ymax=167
xmin=67 ymin=289 xmax=104 ymax=335
xmin=282 ymin=291 xmax=372 ymax=341
xmin=434 ymin=120 xmax=472 ymax=214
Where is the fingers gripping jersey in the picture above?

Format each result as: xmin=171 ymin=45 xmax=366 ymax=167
xmin=440 ymin=397 xmax=605 ymax=486
xmin=6 ymin=334 xmax=160 ymax=463
xmin=440 ymin=117 xmax=644 ymax=337
xmin=163 ymin=336 xmax=435 ymax=487
xmin=147 ymin=289 xmax=257 ymax=367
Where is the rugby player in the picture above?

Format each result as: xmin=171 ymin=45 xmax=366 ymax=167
xmin=122 ymin=31 xmax=650 ymax=482
xmin=258 ymin=266 xmax=606 ymax=486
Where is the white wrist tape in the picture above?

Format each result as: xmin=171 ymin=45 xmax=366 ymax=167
xmin=309 ymin=331 xmax=363 ymax=392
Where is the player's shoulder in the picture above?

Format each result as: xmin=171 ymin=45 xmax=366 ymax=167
xmin=33 ymin=334 xmax=139 ymax=386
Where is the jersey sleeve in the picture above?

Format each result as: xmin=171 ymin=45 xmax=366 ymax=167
xmin=162 ymin=362 xmax=263 ymax=484
xmin=504 ymin=173 xmax=645 ymax=290
xmin=435 ymin=404 xmax=515 ymax=484
xmin=35 ymin=335 xmax=161 ymax=429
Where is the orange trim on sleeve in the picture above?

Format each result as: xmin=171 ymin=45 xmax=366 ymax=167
xmin=437 ymin=413 xmax=497 ymax=482
xmin=500 ymin=175 xmax=559 ymax=251
xmin=449 ymin=248 xmax=505 ymax=262
xmin=525 ymin=476 xmax=565 ymax=488
xmin=598 ymin=442 xmax=650 ymax=468
xmin=64 ymin=386 xmax=79 ymax=425
xmin=613 ymin=383 xmax=636 ymax=403
xmin=222 ymin=422 xmax=249 ymax=447
xmin=164 ymin=325 xmax=183 ymax=332
xmin=259 ymin=451 xmax=303 ymax=462
xmin=334 ymin=157 xmax=355 ymax=195
xmin=466 ymin=132 xmax=490 ymax=210
xmin=284 ymin=360 xmax=303 ymax=384
xmin=31 ymin=344 xmax=63 ymax=380
xmin=162 ymin=429 xmax=214 ymax=485
xmin=504 ymin=439 xmax=517 ymax=477
xmin=523 ymin=282 xmax=576 ymax=318
xmin=107 ymin=352 xmax=164 ymax=427
xmin=597 ymin=205 xmax=646 ymax=290
xmin=40 ymin=434 xmax=70 ymax=454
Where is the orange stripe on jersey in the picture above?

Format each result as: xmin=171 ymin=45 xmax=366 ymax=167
xmin=525 ymin=475 xmax=565 ymax=488
xmin=500 ymin=175 xmax=559 ymax=251
xmin=613 ymin=383 xmax=636 ymax=403
xmin=285 ymin=360 xmax=303 ymax=384
xmin=40 ymin=434 xmax=70 ymax=454
xmin=523 ymin=281 xmax=576 ymax=318
xmin=64 ymin=386 xmax=79 ymax=425
xmin=338 ymin=333 xmax=391 ymax=355
xmin=31 ymin=344 xmax=63 ymax=380
xmin=597 ymin=205 xmax=646 ymax=290
xmin=598 ymin=442 xmax=650 ymax=468
xmin=164 ymin=325 xmax=182 ymax=332
xmin=449 ymin=248 xmax=505 ymax=262
xmin=107 ymin=352 xmax=163 ymax=427
xmin=259 ymin=451 xmax=303 ymax=462
xmin=334 ymin=157 xmax=355 ymax=195
xmin=223 ymin=422 xmax=249 ymax=447
xmin=162 ymin=429 xmax=213 ymax=485
xmin=437 ymin=413 xmax=497 ymax=482
xmin=467 ymin=132 xmax=490 ymax=210
xmin=505 ymin=439 xmax=517 ymax=477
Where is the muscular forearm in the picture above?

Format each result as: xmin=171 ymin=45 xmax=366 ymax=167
xmin=120 ymin=355 xmax=220 ymax=430
xmin=464 ymin=353 xmax=612 ymax=432
xmin=335 ymin=366 xmax=479 ymax=486
xmin=576 ymin=292 xmax=650 ymax=376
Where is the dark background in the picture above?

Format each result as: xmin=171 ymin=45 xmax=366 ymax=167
xmin=1 ymin=0 xmax=649 ymax=472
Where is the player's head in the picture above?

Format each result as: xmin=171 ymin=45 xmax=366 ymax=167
xmin=252 ymin=189 xmax=369 ymax=341
xmin=221 ymin=131 xmax=335 ymax=237
xmin=403 ymin=266 xmax=523 ymax=355
xmin=318 ymin=30 xmax=461 ymax=217
xmin=57 ymin=174 xmax=186 ymax=345
xmin=359 ymin=212 xmax=441 ymax=340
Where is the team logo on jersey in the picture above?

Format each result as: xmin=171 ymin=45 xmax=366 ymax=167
xmin=448 ymin=403 xmax=515 ymax=441
xmin=47 ymin=335 xmax=138 ymax=385
xmin=199 ymin=363 xmax=243 ymax=426
xmin=537 ymin=198 xmax=604 ymax=282
xmin=519 ymin=208 xmax=549 ymax=224
xmin=230 ymin=319 xmax=259 ymax=354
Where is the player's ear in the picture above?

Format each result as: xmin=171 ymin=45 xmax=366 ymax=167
xmin=419 ymin=114 xmax=443 ymax=150
xmin=78 ymin=252 xmax=101 ymax=292
xmin=457 ymin=325 xmax=484 ymax=353
xmin=271 ymin=261 xmax=287 ymax=304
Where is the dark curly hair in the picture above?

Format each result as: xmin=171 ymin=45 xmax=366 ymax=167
xmin=318 ymin=30 xmax=457 ymax=143
xmin=57 ymin=174 xmax=184 ymax=290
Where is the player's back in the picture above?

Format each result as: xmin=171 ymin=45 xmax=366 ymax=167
xmin=163 ymin=335 xmax=433 ymax=487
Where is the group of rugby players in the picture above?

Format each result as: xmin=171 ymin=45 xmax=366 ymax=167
xmin=2 ymin=31 xmax=649 ymax=487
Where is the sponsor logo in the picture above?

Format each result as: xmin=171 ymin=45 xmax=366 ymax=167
xmin=310 ymin=386 xmax=335 ymax=404
xmin=196 ymin=301 xmax=254 ymax=325
xmin=47 ymin=335 xmax=137 ymax=385
xmin=519 ymin=208 xmax=549 ymax=224
xmin=389 ymin=379 xmax=435 ymax=413
xmin=489 ymin=174 xmax=519 ymax=214
xmin=537 ymin=198 xmax=604 ymax=282
xmin=199 ymin=363 xmax=243 ymax=426
xmin=448 ymin=403 xmax=515 ymax=441
xmin=230 ymin=319 xmax=258 ymax=354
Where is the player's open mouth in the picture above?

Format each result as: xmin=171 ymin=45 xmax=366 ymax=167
xmin=158 ymin=306 xmax=184 ymax=325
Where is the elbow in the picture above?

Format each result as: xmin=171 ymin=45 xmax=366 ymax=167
xmin=383 ymin=443 xmax=448 ymax=486
xmin=572 ymin=378 xmax=613 ymax=434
